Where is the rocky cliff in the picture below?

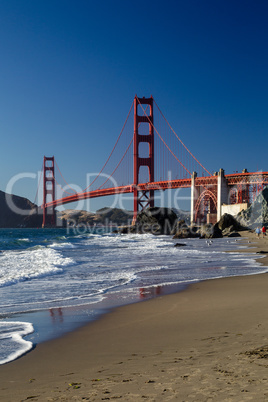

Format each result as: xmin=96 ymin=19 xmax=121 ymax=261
xmin=236 ymin=187 xmax=268 ymax=227
xmin=116 ymin=207 xmax=179 ymax=235
xmin=0 ymin=190 xmax=41 ymax=228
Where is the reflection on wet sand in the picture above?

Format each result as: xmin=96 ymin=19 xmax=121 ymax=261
xmin=140 ymin=286 xmax=162 ymax=299
xmin=49 ymin=308 xmax=63 ymax=323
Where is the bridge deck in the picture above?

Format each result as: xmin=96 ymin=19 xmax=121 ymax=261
xmin=43 ymin=172 xmax=268 ymax=209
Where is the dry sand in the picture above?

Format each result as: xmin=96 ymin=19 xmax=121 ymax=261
xmin=1 ymin=231 xmax=268 ymax=401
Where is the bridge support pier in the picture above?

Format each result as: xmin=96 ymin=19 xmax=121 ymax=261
xmin=190 ymin=172 xmax=197 ymax=225
xmin=132 ymin=95 xmax=154 ymax=223
xmin=217 ymin=168 xmax=229 ymax=221
xmin=42 ymin=156 xmax=56 ymax=228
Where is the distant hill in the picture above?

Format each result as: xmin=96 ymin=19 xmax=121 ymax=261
xmin=60 ymin=207 xmax=133 ymax=226
xmin=60 ymin=207 xmax=190 ymax=228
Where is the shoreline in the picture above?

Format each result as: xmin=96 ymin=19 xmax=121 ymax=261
xmin=1 ymin=231 xmax=268 ymax=401
xmin=2 ymin=235 xmax=255 ymax=354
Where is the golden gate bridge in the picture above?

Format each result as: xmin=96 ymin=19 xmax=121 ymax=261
xmin=38 ymin=95 xmax=268 ymax=227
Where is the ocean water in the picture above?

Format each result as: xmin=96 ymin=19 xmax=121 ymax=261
xmin=0 ymin=227 xmax=266 ymax=365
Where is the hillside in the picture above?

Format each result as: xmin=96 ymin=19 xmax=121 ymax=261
xmin=60 ymin=207 xmax=190 ymax=228
xmin=0 ymin=190 xmax=41 ymax=228
xmin=60 ymin=207 xmax=133 ymax=226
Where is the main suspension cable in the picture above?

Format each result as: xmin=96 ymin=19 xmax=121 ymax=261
xmin=153 ymin=99 xmax=212 ymax=176
xmin=137 ymin=98 xmax=192 ymax=176
xmin=82 ymin=100 xmax=134 ymax=192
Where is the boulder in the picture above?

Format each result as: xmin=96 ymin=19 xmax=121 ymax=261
xmin=174 ymin=243 xmax=187 ymax=247
xmin=173 ymin=226 xmax=190 ymax=238
xmin=172 ymin=220 xmax=201 ymax=238
xmin=218 ymin=213 xmax=247 ymax=231
xmin=173 ymin=214 xmax=246 ymax=239
xmin=115 ymin=225 xmax=131 ymax=234
xmin=173 ymin=226 xmax=199 ymax=239
xmin=226 ymin=231 xmax=241 ymax=238
xmin=133 ymin=207 xmax=178 ymax=235
xmin=222 ymin=225 xmax=241 ymax=237
xmin=200 ymin=223 xmax=223 ymax=239
xmin=171 ymin=219 xmax=186 ymax=235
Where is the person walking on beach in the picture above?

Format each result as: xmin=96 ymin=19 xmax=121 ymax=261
xmin=262 ymin=226 xmax=266 ymax=238
xmin=256 ymin=227 xmax=261 ymax=238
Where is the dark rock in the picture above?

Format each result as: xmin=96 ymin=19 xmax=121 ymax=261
xmin=173 ymin=227 xmax=199 ymax=239
xmin=0 ymin=190 xmax=42 ymax=228
xmin=174 ymin=243 xmax=187 ymax=247
xmin=171 ymin=210 xmax=191 ymax=226
xmin=190 ymin=225 xmax=200 ymax=234
xmin=171 ymin=219 xmax=187 ymax=235
xmin=172 ymin=213 xmax=246 ymax=239
xmin=200 ymin=223 xmax=223 ymax=239
xmin=134 ymin=207 xmax=178 ymax=235
xmin=222 ymin=225 xmax=235 ymax=236
xmin=221 ymin=224 xmax=241 ymax=237
xmin=116 ymin=225 xmax=132 ymax=234
xmin=226 ymin=231 xmax=241 ymax=237
xmin=218 ymin=213 xmax=247 ymax=231
xmin=199 ymin=223 xmax=221 ymax=238
xmin=173 ymin=227 xmax=190 ymax=238
xmin=172 ymin=221 xmax=200 ymax=239
xmin=211 ymin=223 xmax=223 ymax=238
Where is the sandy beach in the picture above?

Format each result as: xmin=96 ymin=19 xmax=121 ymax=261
xmin=1 ymin=231 xmax=268 ymax=401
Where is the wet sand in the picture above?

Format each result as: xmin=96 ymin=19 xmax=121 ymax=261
xmin=1 ymin=231 xmax=268 ymax=401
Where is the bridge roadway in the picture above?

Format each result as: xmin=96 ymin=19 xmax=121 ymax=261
xmin=43 ymin=171 xmax=268 ymax=209
xmin=44 ymin=178 xmax=192 ymax=209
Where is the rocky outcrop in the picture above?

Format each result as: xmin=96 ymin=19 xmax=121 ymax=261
xmin=172 ymin=221 xmax=222 ymax=239
xmin=172 ymin=213 xmax=246 ymax=239
xmin=218 ymin=213 xmax=247 ymax=231
xmin=172 ymin=220 xmax=199 ymax=238
xmin=117 ymin=207 xmax=178 ymax=235
xmin=135 ymin=207 xmax=178 ymax=235
xmin=174 ymin=243 xmax=187 ymax=247
xmin=236 ymin=188 xmax=268 ymax=227
xmin=200 ymin=223 xmax=223 ymax=239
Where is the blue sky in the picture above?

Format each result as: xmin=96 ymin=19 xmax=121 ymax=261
xmin=0 ymin=0 xmax=267 ymax=212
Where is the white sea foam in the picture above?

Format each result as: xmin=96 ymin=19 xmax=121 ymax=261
xmin=0 ymin=321 xmax=34 ymax=365
xmin=0 ymin=247 xmax=74 ymax=287
xmin=49 ymin=242 xmax=77 ymax=249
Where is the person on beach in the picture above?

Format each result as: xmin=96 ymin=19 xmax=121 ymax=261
xmin=256 ymin=227 xmax=261 ymax=238
xmin=262 ymin=226 xmax=266 ymax=238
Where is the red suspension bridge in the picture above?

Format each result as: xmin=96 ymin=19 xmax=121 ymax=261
xmin=39 ymin=95 xmax=268 ymax=227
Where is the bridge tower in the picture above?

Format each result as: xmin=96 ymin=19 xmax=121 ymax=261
xmin=42 ymin=156 xmax=56 ymax=227
xmin=133 ymin=95 xmax=154 ymax=223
